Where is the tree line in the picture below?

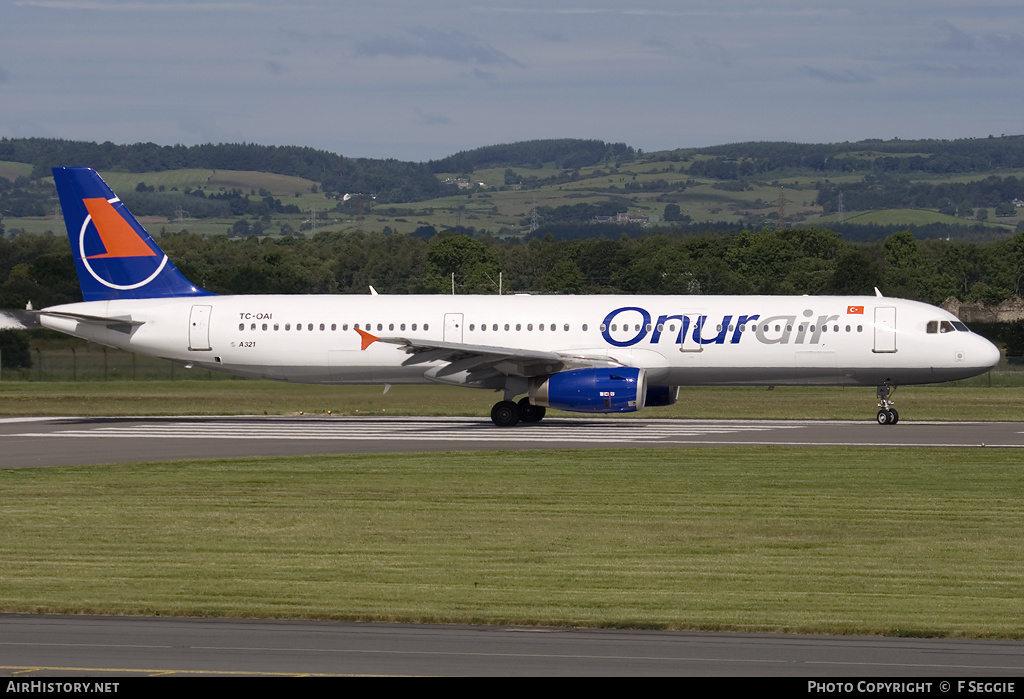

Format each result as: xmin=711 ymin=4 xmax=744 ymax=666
xmin=817 ymin=174 xmax=1024 ymax=217
xmin=3 ymin=226 xmax=1023 ymax=308
xmin=0 ymin=138 xmax=451 ymax=203
xmin=679 ymin=136 xmax=1024 ymax=175
xmin=429 ymin=139 xmax=636 ymax=173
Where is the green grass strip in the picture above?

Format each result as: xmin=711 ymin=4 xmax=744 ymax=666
xmin=2 ymin=447 xmax=1023 ymax=637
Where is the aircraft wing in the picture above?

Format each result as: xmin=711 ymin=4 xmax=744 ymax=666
xmin=358 ymin=329 xmax=622 ymax=378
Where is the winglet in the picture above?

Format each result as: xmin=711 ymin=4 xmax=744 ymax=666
xmin=355 ymin=327 xmax=379 ymax=350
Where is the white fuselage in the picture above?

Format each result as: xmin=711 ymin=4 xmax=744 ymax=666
xmin=39 ymin=294 xmax=1000 ymax=390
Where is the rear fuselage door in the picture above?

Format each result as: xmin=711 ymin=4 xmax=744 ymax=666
xmin=188 ymin=304 xmax=212 ymax=351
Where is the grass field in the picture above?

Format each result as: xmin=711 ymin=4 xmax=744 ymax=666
xmin=0 ymin=161 xmax=33 ymax=181
xmin=99 ymin=168 xmax=214 ymax=193
xmin=2 ymin=447 xmax=1023 ymax=636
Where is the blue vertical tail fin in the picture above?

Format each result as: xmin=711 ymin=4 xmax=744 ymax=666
xmin=53 ymin=167 xmax=211 ymax=301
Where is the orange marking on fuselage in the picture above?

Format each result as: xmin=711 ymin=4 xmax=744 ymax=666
xmin=354 ymin=327 xmax=379 ymax=350
xmin=83 ymin=198 xmax=157 ymax=258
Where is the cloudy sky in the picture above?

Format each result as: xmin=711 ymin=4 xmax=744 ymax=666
xmin=2 ymin=1 xmax=1021 ymax=162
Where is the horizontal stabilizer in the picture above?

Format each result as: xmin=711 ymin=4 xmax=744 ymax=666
xmin=39 ymin=310 xmax=145 ymax=333
xmin=0 ymin=310 xmax=40 ymax=330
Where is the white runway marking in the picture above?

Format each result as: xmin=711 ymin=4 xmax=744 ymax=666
xmin=13 ymin=418 xmax=806 ymax=444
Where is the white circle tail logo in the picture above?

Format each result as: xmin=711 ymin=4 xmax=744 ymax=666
xmin=78 ymin=197 xmax=169 ymax=290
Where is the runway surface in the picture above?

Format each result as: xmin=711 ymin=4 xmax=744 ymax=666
xmin=3 ymin=614 xmax=1024 ymax=677
xmin=2 ymin=415 xmax=1023 ymax=468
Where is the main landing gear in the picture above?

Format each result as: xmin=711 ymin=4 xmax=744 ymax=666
xmin=490 ymin=397 xmax=546 ymax=427
xmin=876 ymin=384 xmax=899 ymax=425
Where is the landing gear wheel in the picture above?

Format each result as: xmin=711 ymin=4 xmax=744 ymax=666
xmin=517 ymin=397 xmax=546 ymax=424
xmin=490 ymin=400 xmax=520 ymax=427
xmin=876 ymin=408 xmax=899 ymax=425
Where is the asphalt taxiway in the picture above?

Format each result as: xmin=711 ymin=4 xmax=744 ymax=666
xmin=1 ymin=415 xmax=1022 ymax=468
xmin=3 ymin=614 xmax=1024 ymax=677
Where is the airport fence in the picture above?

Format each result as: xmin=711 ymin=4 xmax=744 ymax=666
xmin=1 ymin=346 xmax=1023 ymax=385
xmin=0 ymin=346 xmax=239 ymax=382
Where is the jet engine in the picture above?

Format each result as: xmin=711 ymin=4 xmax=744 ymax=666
xmin=529 ymin=367 xmax=647 ymax=413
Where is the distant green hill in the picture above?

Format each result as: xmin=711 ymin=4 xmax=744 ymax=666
xmin=2 ymin=136 xmax=1023 ymax=241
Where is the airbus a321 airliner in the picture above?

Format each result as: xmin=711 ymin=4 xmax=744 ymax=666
xmin=38 ymin=167 xmax=1000 ymax=426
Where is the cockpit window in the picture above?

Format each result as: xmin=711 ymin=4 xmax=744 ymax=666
xmin=927 ymin=319 xmax=971 ymax=334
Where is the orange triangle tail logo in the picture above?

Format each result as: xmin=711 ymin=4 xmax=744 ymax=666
xmin=83 ymin=198 xmax=157 ymax=259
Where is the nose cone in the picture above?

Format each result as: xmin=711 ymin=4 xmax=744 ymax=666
xmin=974 ymin=335 xmax=1001 ymax=371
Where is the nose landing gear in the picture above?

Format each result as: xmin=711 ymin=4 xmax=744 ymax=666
xmin=876 ymin=384 xmax=899 ymax=425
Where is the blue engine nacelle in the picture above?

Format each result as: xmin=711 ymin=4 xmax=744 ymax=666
xmin=529 ymin=367 xmax=647 ymax=414
xmin=645 ymin=385 xmax=679 ymax=407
